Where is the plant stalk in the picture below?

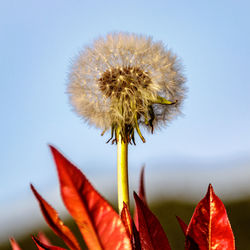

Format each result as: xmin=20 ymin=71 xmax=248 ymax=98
xmin=117 ymin=132 xmax=129 ymax=214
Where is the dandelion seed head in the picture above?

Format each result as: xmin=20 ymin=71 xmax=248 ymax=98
xmin=68 ymin=32 xmax=186 ymax=143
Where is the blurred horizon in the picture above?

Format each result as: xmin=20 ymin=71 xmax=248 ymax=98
xmin=1 ymin=0 xmax=250 ymax=245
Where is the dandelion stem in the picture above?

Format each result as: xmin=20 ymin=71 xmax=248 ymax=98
xmin=117 ymin=131 xmax=129 ymax=214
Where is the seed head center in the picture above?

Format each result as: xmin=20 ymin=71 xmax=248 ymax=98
xmin=98 ymin=66 xmax=151 ymax=98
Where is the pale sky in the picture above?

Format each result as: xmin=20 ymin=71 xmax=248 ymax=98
xmin=0 ymin=0 xmax=250 ymax=241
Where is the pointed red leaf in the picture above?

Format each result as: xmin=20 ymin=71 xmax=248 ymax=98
xmin=134 ymin=192 xmax=171 ymax=250
xmin=121 ymin=202 xmax=141 ymax=250
xmin=121 ymin=202 xmax=133 ymax=238
xmin=32 ymin=236 xmax=67 ymax=250
xmin=134 ymin=166 xmax=147 ymax=229
xmin=138 ymin=166 xmax=147 ymax=204
xmin=176 ymin=216 xmax=188 ymax=235
xmin=31 ymin=184 xmax=80 ymax=250
xmin=38 ymin=232 xmax=51 ymax=246
xmin=185 ymin=184 xmax=235 ymax=250
xmin=50 ymin=145 xmax=132 ymax=250
xmin=10 ymin=238 xmax=21 ymax=250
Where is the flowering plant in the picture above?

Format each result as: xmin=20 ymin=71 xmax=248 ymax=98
xmin=68 ymin=32 xmax=186 ymax=213
xmin=10 ymin=33 xmax=235 ymax=249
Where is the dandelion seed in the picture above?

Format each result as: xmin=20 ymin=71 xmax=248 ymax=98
xmin=68 ymin=32 xmax=186 ymax=143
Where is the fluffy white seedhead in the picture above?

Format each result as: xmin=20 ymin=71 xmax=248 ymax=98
xmin=68 ymin=32 xmax=186 ymax=143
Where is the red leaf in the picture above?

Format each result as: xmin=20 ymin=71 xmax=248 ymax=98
xmin=38 ymin=232 xmax=51 ymax=246
xmin=134 ymin=166 xmax=147 ymax=229
xmin=134 ymin=192 xmax=171 ymax=250
xmin=9 ymin=238 xmax=21 ymax=250
xmin=31 ymin=184 xmax=80 ymax=250
xmin=138 ymin=166 xmax=147 ymax=204
xmin=32 ymin=236 xmax=67 ymax=250
xmin=121 ymin=202 xmax=133 ymax=238
xmin=121 ymin=202 xmax=141 ymax=250
xmin=50 ymin=145 xmax=132 ymax=250
xmin=185 ymin=184 xmax=235 ymax=250
xmin=176 ymin=216 xmax=188 ymax=235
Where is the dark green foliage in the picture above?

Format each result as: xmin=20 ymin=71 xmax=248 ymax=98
xmin=225 ymin=199 xmax=250 ymax=249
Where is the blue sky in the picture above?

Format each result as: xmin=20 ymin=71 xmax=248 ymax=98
xmin=0 ymin=0 xmax=250 ymax=240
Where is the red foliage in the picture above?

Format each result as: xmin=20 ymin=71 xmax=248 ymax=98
xmin=38 ymin=232 xmax=52 ymax=246
xmin=134 ymin=192 xmax=171 ymax=250
xmin=134 ymin=166 xmax=147 ymax=229
xmin=176 ymin=216 xmax=188 ymax=235
xmin=18 ymin=146 xmax=235 ymax=250
xmin=32 ymin=236 xmax=67 ymax=250
xmin=31 ymin=185 xmax=80 ymax=250
xmin=50 ymin=145 xmax=132 ymax=250
xmin=121 ymin=202 xmax=133 ymax=240
xmin=121 ymin=202 xmax=141 ymax=250
xmin=185 ymin=184 xmax=235 ymax=250
xmin=138 ymin=166 xmax=147 ymax=204
xmin=9 ymin=238 xmax=21 ymax=250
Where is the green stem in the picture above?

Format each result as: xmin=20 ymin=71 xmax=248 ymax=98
xmin=116 ymin=130 xmax=129 ymax=214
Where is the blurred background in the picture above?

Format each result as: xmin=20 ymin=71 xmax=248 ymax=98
xmin=0 ymin=0 xmax=250 ymax=249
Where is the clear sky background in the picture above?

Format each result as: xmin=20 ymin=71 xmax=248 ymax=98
xmin=0 ymin=0 xmax=250 ymax=241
